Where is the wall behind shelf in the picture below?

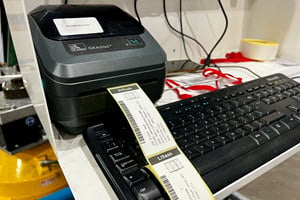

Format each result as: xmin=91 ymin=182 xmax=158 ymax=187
xmin=243 ymin=0 xmax=300 ymax=63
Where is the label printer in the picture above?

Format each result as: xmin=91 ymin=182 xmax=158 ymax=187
xmin=28 ymin=5 xmax=166 ymax=134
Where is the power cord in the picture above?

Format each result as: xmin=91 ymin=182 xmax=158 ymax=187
xmin=179 ymin=0 xmax=192 ymax=62
xmin=291 ymin=76 xmax=300 ymax=80
xmin=134 ymin=0 xmax=141 ymax=24
xmin=162 ymin=0 xmax=209 ymax=59
xmin=64 ymin=0 xmax=68 ymax=4
xmin=204 ymin=0 xmax=229 ymax=67
xmin=216 ymin=65 xmax=261 ymax=78
xmin=163 ymin=0 xmax=229 ymax=70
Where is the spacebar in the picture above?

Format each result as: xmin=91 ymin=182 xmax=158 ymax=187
xmin=192 ymin=137 xmax=258 ymax=175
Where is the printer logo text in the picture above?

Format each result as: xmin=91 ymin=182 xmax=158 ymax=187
xmin=88 ymin=44 xmax=112 ymax=50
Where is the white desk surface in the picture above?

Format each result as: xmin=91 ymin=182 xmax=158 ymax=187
xmin=53 ymin=61 xmax=300 ymax=200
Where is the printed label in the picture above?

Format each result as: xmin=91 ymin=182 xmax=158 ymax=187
xmin=108 ymin=83 xmax=214 ymax=200
xmin=53 ymin=17 xmax=103 ymax=36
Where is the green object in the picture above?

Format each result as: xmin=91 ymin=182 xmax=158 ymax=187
xmin=6 ymin=29 xmax=18 ymax=66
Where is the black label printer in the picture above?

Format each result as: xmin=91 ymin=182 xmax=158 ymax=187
xmin=28 ymin=5 xmax=166 ymax=134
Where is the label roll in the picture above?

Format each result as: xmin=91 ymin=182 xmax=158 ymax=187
xmin=240 ymin=38 xmax=279 ymax=61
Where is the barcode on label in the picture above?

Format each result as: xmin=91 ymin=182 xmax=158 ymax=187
xmin=119 ymin=100 xmax=145 ymax=144
xmin=160 ymin=175 xmax=179 ymax=200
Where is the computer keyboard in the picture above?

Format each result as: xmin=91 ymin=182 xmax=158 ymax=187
xmin=83 ymin=73 xmax=300 ymax=200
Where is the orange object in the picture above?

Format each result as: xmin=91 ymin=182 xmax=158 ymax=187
xmin=0 ymin=141 xmax=68 ymax=200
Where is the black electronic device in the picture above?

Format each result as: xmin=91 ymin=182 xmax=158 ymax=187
xmin=28 ymin=5 xmax=166 ymax=134
xmin=84 ymin=73 xmax=300 ymax=199
xmin=0 ymin=91 xmax=44 ymax=155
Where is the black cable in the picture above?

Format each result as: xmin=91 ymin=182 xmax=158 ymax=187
xmin=217 ymin=65 xmax=261 ymax=78
xmin=134 ymin=0 xmax=141 ymax=23
xmin=162 ymin=0 xmax=208 ymax=57
xmin=209 ymin=0 xmax=228 ymax=56
xmin=64 ymin=0 xmax=68 ymax=4
xmin=212 ymin=63 xmax=222 ymax=72
xmin=179 ymin=0 xmax=192 ymax=61
xmin=291 ymin=76 xmax=300 ymax=80
xmin=179 ymin=60 xmax=190 ymax=70
xmin=204 ymin=0 xmax=229 ymax=67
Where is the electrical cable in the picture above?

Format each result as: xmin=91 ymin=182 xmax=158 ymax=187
xmin=134 ymin=0 xmax=141 ymax=24
xmin=64 ymin=0 xmax=68 ymax=4
xmin=204 ymin=0 xmax=229 ymax=67
xmin=291 ymin=76 xmax=300 ymax=80
xmin=162 ymin=0 xmax=208 ymax=57
xmin=163 ymin=0 xmax=229 ymax=70
xmin=217 ymin=65 xmax=261 ymax=78
xmin=179 ymin=0 xmax=192 ymax=62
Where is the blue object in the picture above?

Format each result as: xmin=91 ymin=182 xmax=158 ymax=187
xmin=40 ymin=187 xmax=74 ymax=200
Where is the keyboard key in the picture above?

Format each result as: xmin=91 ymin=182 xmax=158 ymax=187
xmin=184 ymin=147 xmax=201 ymax=159
xmin=228 ymin=119 xmax=243 ymax=128
xmin=243 ymin=124 xmax=256 ymax=133
xmin=280 ymin=116 xmax=300 ymax=129
xmin=242 ymin=95 xmax=256 ymax=104
xmin=186 ymin=113 xmax=198 ymax=122
xmin=95 ymin=129 xmax=111 ymax=139
xmin=217 ymin=113 xmax=230 ymax=121
xmin=261 ymin=111 xmax=286 ymax=125
xmin=283 ymin=90 xmax=293 ymax=97
xmin=177 ymin=138 xmax=195 ymax=149
xmin=193 ymin=144 xmax=212 ymax=155
xmin=124 ymin=170 xmax=145 ymax=188
xmin=215 ymin=135 xmax=231 ymax=145
xmin=102 ymin=140 xmax=119 ymax=153
xmin=225 ymin=131 xmax=241 ymax=140
xmin=203 ymin=118 xmax=216 ymax=128
xmin=252 ymin=110 xmax=264 ymax=118
xmin=249 ymin=132 xmax=269 ymax=145
xmin=226 ymin=110 xmax=238 ymax=118
xmin=132 ymin=179 xmax=161 ymax=200
xmin=116 ymin=158 xmax=138 ymax=175
xmin=241 ymin=105 xmax=253 ymax=113
xmin=251 ymin=120 xmax=264 ymax=129
xmin=238 ymin=116 xmax=251 ymax=124
xmin=260 ymin=126 xmax=279 ymax=139
xmin=180 ymin=126 xmax=194 ymax=136
xmin=288 ymin=89 xmax=298 ymax=95
xmin=201 ymin=129 xmax=218 ymax=139
xmin=171 ymin=129 xmax=184 ymax=139
xmin=188 ymin=134 xmax=206 ymax=144
xmin=262 ymin=97 xmax=274 ymax=104
xmin=204 ymin=139 xmax=222 ymax=150
xmin=235 ymin=128 xmax=247 ymax=136
xmin=271 ymin=121 xmax=289 ymax=134
xmin=222 ymin=102 xmax=235 ymax=110
xmin=287 ymin=105 xmax=300 ymax=112
xmin=245 ymin=113 xmax=256 ymax=121
xmin=109 ymin=149 xmax=130 ymax=164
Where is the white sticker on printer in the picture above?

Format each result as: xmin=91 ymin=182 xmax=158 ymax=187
xmin=53 ymin=17 xmax=103 ymax=36
xmin=108 ymin=83 xmax=214 ymax=200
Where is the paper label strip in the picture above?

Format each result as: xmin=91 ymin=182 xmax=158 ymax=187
xmin=108 ymin=83 xmax=214 ymax=200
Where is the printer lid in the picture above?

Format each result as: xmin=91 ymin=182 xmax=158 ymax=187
xmin=30 ymin=5 xmax=144 ymax=41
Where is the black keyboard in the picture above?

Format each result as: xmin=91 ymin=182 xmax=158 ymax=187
xmin=83 ymin=73 xmax=300 ymax=200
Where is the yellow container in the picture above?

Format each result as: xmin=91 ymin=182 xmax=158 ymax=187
xmin=0 ymin=141 xmax=68 ymax=200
